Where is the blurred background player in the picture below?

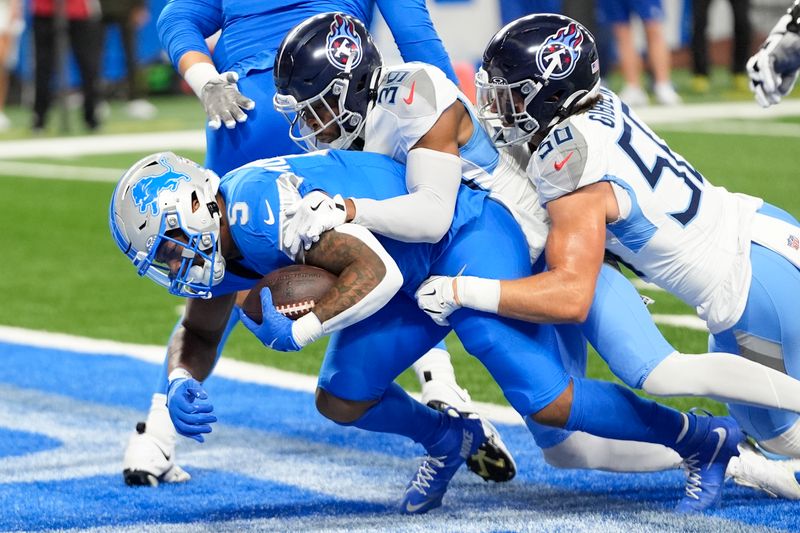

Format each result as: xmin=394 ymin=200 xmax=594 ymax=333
xmin=747 ymin=0 xmax=800 ymax=107
xmin=597 ymin=0 xmax=681 ymax=106
xmin=0 ymin=0 xmax=21 ymax=131
xmin=98 ymin=0 xmax=157 ymax=120
xmin=31 ymin=0 xmax=102 ymax=132
xmin=691 ymin=0 xmax=751 ymax=95
xmin=123 ymin=0 xmax=514 ymax=488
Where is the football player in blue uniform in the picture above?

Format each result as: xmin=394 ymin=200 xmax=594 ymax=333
xmin=747 ymin=1 xmax=800 ymax=107
xmin=272 ymin=13 xmax=800 ymax=504
xmin=126 ymin=0 xmax=502 ymax=487
xmin=418 ymin=14 xmax=800 ymax=511
xmin=112 ymin=149 xmax=778 ymax=514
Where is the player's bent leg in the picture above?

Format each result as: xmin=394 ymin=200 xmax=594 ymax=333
xmin=122 ymin=393 xmax=190 ymax=486
xmin=413 ymin=342 xmax=516 ymax=482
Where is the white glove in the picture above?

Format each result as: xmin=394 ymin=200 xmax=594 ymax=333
xmin=200 ymin=71 xmax=256 ymax=129
xmin=747 ymin=15 xmax=800 ymax=107
xmin=284 ymin=191 xmax=347 ymax=257
xmin=416 ymin=275 xmax=460 ymax=326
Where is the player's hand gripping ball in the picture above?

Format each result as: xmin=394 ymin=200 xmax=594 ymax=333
xmin=241 ymin=265 xmax=337 ymax=323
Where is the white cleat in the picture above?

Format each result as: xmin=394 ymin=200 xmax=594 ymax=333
xmin=727 ymin=441 xmax=800 ymax=499
xmin=422 ymin=379 xmax=517 ymax=482
xmin=122 ymin=421 xmax=191 ymax=487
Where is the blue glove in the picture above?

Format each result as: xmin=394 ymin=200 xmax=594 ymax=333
xmin=166 ymin=376 xmax=217 ymax=443
xmin=238 ymin=287 xmax=301 ymax=352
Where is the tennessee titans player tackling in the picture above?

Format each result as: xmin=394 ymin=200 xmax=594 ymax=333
xmin=111 ymin=149 xmax=763 ymax=514
xmin=272 ymin=13 xmax=800 ymax=504
xmin=747 ymin=1 xmax=800 ymax=107
xmin=418 ymin=14 xmax=800 ymax=509
xmin=125 ymin=0 xmax=504 ymax=487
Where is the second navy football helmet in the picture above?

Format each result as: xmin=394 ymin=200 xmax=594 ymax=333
xmin=476 ymin=14 xmax=601 ymax=147
xmin=273 ymin=12 xmax=383 ymax=151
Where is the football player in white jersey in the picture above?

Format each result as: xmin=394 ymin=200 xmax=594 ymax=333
xmin=275 ymin=13 xmax=800 ymax=508
xmin=418 ymin=13 xmax=800 ymax=505
xmin=271 ymin=12 xmax=518 ymax=483
xmin=747 ymin=1 xmax=800 ymax=107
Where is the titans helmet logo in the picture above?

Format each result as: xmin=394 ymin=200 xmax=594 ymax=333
xmin=131 ymin=158 xmax=190 ymax=216
xmin=326 ymin=14 xmax=363 ymax=70
xmin=535 ymin=23 xmax=584 ymax=81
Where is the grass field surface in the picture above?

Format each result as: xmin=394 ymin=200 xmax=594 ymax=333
xmin=2 ymin=94 xmax=800 ymax=530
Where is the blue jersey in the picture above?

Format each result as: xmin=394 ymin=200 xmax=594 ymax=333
xmin=158 ymin=0 xmax=457 ymax=82
xmin=212 ymin=150 xmax=489 ymax=296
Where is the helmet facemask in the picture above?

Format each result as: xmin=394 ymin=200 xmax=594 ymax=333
xmin=476 ymin=68 xmax=540 ymax=147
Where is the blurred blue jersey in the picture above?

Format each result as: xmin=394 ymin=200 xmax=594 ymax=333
xmin=158 ymin=0 xmax=457 ymax=82
xmin=213 ymin=150 xmax=488 ymax=295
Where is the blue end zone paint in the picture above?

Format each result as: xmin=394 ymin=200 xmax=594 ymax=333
xmin=0 ymin=471 xmax=391 ymax=532
xmin=0 ymin=340 xmax=798 ymax=531
xmin=0 ymin=428 xmax=60 ymax=459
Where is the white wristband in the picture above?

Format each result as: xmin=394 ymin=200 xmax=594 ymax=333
xmin=456 ymin=276 xmax=501 ymax=314
xmin=292 ymin=312 xmax=324 ymax=348
xmin=184 ymin=62 xmax=219 ymax=98
xmin=168 ymin=367 xmax=193 ymax=383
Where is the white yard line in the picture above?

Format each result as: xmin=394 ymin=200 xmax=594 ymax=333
xmin=0 ymin=326 xmax=525 ymax=425
xmin=650 ymin=314 xmax=709 ymax=332
xmin=0 ymin=99 xmax=797 ymax=166
xmin=0 ymin=161 xmax=124 ymax=181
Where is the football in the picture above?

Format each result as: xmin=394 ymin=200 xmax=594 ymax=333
xmin=242 ymin=264 xmax=337 ymax=323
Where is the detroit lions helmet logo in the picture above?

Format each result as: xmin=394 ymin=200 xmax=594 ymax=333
xmin=535 ymin=23 xmax=584 ymax=81
xmin=325 ymin=14 xmax=363 ymax=70
xmin=131 ymin=158 xmax=190 ymax=216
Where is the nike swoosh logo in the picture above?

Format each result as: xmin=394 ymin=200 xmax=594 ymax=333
xmin=419 ymin=289 xmax=436 ymax=296
xmin=264 ymin=199 xmax=275 ymax=225
xmin=707 ymin=427 xmax=728 ymax=467
xmin=267 ymin=338 xmax=278 ymax=349
xmin=309 ymin=200 xmax=325 ymax=211
xmin=403 ymin=81 xmax=417 ymax=105
xmin=405 ymin=500 xmax=428 ymax=513
xmin=553 ymin=151 xmax=574 ymax=171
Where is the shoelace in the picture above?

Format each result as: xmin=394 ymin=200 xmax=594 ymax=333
xmin=408 ymin=456 xmax=446 ymax=496
xmin=682 ymin=453 xmax=703 ymax=500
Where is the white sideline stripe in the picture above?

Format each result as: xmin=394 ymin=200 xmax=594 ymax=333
xmin=656 ymin=121 xmax=800 ymax=138
xmin=0 ymin=161 xmax=124 ymax=181
xmin=0 ymin=326 xmax=525 ymax=426
xmin=651 ymin=314 xmax=708 ymax=332
xmin=634 ymin=99 xmax=800 ymax=124
xmin=0 ymin=99 xmax=797 ymax=164
xmin=0 ymin=130 xmax=205 ymax=160
xmin=630 ymin=279 xmax=666 ymax=292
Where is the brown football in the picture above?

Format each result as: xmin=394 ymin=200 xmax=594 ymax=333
xmin=242 ymin=264 xmax=337 ymax=323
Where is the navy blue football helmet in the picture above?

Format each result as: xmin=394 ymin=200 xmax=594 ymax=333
xmin=273 ymin=13 xmax=383 ymax=151
xmin=476 ymin=14 xmax=600 ymax=147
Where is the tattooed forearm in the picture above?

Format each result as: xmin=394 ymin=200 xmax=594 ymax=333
xmin=303 ymin=229 xmax=387 ymax=322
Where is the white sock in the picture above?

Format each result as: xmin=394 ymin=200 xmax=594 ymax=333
xmin=543 ymin=431 xmax=682 ymax=472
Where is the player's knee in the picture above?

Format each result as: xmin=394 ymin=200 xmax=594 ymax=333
xmin=314 ymin=387 xmax=375 ymax=424
xmin=530 ymin=381 xmax=573 ymax=428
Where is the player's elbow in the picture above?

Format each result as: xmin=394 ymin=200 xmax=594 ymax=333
xmin=417 ymin=215 xmax=450 ymax=243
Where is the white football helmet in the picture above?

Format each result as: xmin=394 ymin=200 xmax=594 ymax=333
xmin=109 ymin=152 xmax=225 ymax=298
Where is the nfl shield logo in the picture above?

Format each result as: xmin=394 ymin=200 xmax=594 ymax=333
xmin=326 ymin=14 xmax=363 ymax=70
xmin=788 ymin=235 xmax=799 ymax=250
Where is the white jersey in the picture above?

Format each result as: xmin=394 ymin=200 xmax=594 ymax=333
xmin=363 ymin=62 xmax=550 ymax=261
xmin=528 ymin=88 xmax=763 ymax=333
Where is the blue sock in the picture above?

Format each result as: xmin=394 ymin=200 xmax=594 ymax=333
xmin=343 ymin=382 xmax=453 ymax=454
xmin=565 ymin=378 xmax=697 ymax=452
xmin=154 ymin=309 xmax=240 ymax=393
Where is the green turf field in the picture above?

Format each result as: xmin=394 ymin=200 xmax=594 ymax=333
xmin=2 ymin=95 xmax=798 ymax=415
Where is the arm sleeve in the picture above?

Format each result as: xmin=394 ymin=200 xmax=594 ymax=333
xmin=351 ymin=148 xmax=462 ymax=243
xmin=157 ymin=0 xmax=223 ymax=69
xmin=377 ymin=0 xmax=458 ymax=85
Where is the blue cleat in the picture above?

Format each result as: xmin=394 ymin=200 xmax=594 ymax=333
xmin=676 ymin=416 xmax=743 ymax=513
xmin=400 ymin=409 xmax=485 ymax=514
